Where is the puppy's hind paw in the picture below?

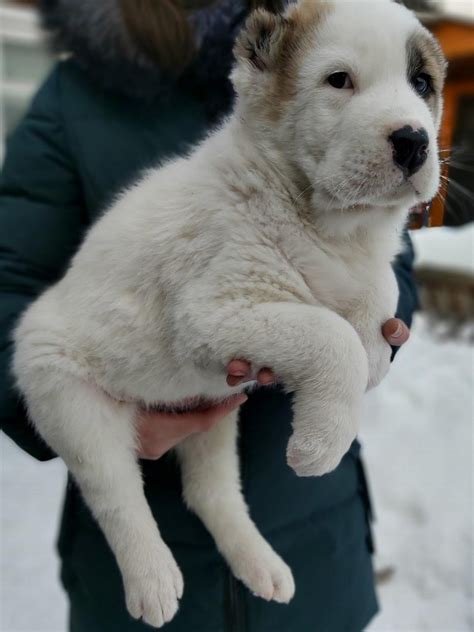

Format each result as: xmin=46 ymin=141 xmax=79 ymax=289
xmin=124 ymin=548 xmax=183 ymax=628
xmin=229 ymin=542 xmax=295 ymax=604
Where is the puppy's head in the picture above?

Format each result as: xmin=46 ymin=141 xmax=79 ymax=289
xmin=233 ymin=0 xmax=446 ymax=213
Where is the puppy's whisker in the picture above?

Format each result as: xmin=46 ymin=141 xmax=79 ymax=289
xmin=447 ymin=160 xmax=474 ymax=174
xmin=434 ymin=189 xmax=447 ymax=205
xmin=293 ymin=183 xmax=314 ymax=207
xmin=331 ymin=176 xmax=358 ymax=209
xmin=446 ymin=178 xmax=473 ymax=201
xmin=441 ymin=175 xmax=473 ymax=223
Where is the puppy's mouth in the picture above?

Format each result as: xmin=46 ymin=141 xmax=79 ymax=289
xmin=371 ymin=176 xmax=432 ymax=209
xmin=318 ymin=168 xmax=434 ymax=211
xmin=328 ymin=183 xmax=415 ymax=210
xmin=403 ymin=176 xmax=436 ymax=213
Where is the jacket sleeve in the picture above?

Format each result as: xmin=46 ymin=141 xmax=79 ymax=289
xmin=390 ymin=229 xmax=419 ymax=360
xmin=0 ymin=67 xmax=86 ymax=460
xmin=394 ymin=229 xmax=419 ymax=328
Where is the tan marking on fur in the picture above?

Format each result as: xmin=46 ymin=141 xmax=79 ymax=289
xmin=178 ymin=226 xmax=199 ymax=241
xmin=408 ymin=29 xmax=447 ymax=126
xmin=289 ymin=0 xmax=331 ymax=29
xmin=271 ymin=1 xmax=333 ymax=119
xmin=234 ymin=1 xmax=334 ymax=120
xmin=414 ymin=30 xmax=447 ymax=89
xmin=233 ymin=9 xmax=290 ymax=73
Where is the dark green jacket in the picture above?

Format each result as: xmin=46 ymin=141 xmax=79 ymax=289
xmin=0 ymin=59 xmax=417 ymax=631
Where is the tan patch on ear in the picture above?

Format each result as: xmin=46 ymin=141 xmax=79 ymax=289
xmin=289 ymin=0 xmax=331 ymax=29
xmin=234 ymin=1 xmax=333 ymax=120
xmin=269 ymin=1 xmax=333 ymax=119
xmin=417 ymin=34 xmax=447 ymax=90
xmin=234 ymin=9 xmax=289 ymax=71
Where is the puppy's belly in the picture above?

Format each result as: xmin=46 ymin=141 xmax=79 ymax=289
xmin=23 ymin=288 xmax=246 ymax=408
xmin=90 ymin=351 xmax=244 ymax=408
xmin=131 ymin=370 xmax=244 ymax=408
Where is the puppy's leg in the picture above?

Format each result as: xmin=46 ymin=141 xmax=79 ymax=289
xmin=17 ymin=370 xmax=183 ymax=628
xmin=347 ymin=268 xmax=399 ymax=390
xmin=176 ymin=411 xmax=295 ymax=603
xmin=188 ymin=302 xmax=368 ymax=476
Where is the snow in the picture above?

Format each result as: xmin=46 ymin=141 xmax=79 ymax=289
xmin=0 ymin=440 xmax=67 ymax=632
xmin=363 ymin=316 xmax=473 ymax=632
xmin=1 ymin=315 xmax=473 ymax=631
xmin=410 ymin=224 xmax=474 ymax=275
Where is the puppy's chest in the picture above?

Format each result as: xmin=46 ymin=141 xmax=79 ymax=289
xmin=278 ymin=231 xmax=373 ymax=312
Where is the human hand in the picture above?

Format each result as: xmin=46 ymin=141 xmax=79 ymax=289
xmin=226 ymin=360 xmax=277 ymax=387
xmin=366 ymin=317 xmax=410 ymax=390
xmin=137 ymin=392 xmax=248 ymax=460
xmin=382 ymin=317 xmax=410 ymax=346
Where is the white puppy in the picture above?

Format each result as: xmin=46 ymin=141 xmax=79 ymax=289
xmin=13 ymin=0 xmax=445 ymax=627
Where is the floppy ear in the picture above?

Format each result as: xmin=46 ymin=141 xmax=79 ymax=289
xmin=234 ymin=9 xmax=290 ymax=71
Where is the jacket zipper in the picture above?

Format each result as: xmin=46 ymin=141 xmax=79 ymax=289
xmin=225 ymin=568 xmax=246 ymax=632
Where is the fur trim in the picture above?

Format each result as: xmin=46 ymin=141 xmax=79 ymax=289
xmin=39 ymin=0 xmax=248 ymax=109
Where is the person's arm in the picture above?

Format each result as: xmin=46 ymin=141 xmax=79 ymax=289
xmin=0 ymin=68 xmax=86 ymax=460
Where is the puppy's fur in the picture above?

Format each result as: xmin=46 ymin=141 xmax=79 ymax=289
xmin=13 ymin=0 xmax=445 ymax=627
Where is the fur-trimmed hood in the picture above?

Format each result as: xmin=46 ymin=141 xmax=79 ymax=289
xmin=39 ymin=0 xmax=249 ymax=108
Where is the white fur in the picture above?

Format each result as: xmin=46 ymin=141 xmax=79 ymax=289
xmin=13 ymin=1 xmax=444 ymax=627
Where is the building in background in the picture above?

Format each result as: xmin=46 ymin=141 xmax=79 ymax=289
xmin=0 ymin=0 xmax=53 ymax=156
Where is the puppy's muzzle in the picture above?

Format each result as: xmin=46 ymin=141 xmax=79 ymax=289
xmin=389 ymin=126 xmax=429 ymax=177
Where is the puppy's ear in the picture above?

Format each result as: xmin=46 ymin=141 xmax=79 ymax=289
xmin=234 ymin=9 xmax=290 ymax=71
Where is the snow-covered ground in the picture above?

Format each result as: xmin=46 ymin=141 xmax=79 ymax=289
xmin=411 ymin=224 xmax=474 ymax=275
xmin=363 ymin=316 xmax=473 ymax=632
xmin=1 ymin=315 xmax=473 ymax=631
xmin=1 ymin=437 xmax=67 ymax=631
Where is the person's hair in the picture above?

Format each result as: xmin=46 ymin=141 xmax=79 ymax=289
xmin=119 ymin=0 xmax=285 ymax=75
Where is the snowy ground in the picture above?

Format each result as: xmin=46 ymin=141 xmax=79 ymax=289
xmin=1 ymin=437 xmax=67 ymax=631
xmin=1 ymin=315 xmax=473 ymax=632
xmin=411 ymin=224 xmax=474 ymax=274
xmin=363 ymin=316 xmax=473 ymax=632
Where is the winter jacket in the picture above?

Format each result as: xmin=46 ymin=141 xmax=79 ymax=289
xmin=0 ymin=2 xmax=418 ymax=630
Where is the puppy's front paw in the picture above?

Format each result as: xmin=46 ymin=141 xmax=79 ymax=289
xmin=287 ymin=435 xmax=343 ymax=477
xmin=124 ymin=546 xmax=184 ymax=628
xmin=287 ymin=403 xmax=358 ymax=477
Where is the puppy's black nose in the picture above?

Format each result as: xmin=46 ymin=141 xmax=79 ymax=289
xmin=389 ymin=126 xmax=429 ymax=177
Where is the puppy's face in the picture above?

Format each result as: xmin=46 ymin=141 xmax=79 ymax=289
xmin=233 ymin=0 xmax=446 ymax=212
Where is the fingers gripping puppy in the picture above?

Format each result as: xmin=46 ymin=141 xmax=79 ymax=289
xmin=13 ymin=0 xmax=445 ymax=627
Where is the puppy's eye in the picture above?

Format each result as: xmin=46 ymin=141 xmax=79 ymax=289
xmin=327 ymin=72 xmax=353 ymax=89
xmin=412 ymin=72 xmax=433 ymax=98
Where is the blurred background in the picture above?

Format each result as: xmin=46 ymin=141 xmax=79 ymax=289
xmin=1 ymin=0 xmax=473 ymax=630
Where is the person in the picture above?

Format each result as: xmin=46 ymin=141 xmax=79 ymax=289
xmin=0 ymin=1 xmax=416 ymax=630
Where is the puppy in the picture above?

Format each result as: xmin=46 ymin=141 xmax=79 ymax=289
xmin=13 ymin=0 xmax=446 ymax=627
